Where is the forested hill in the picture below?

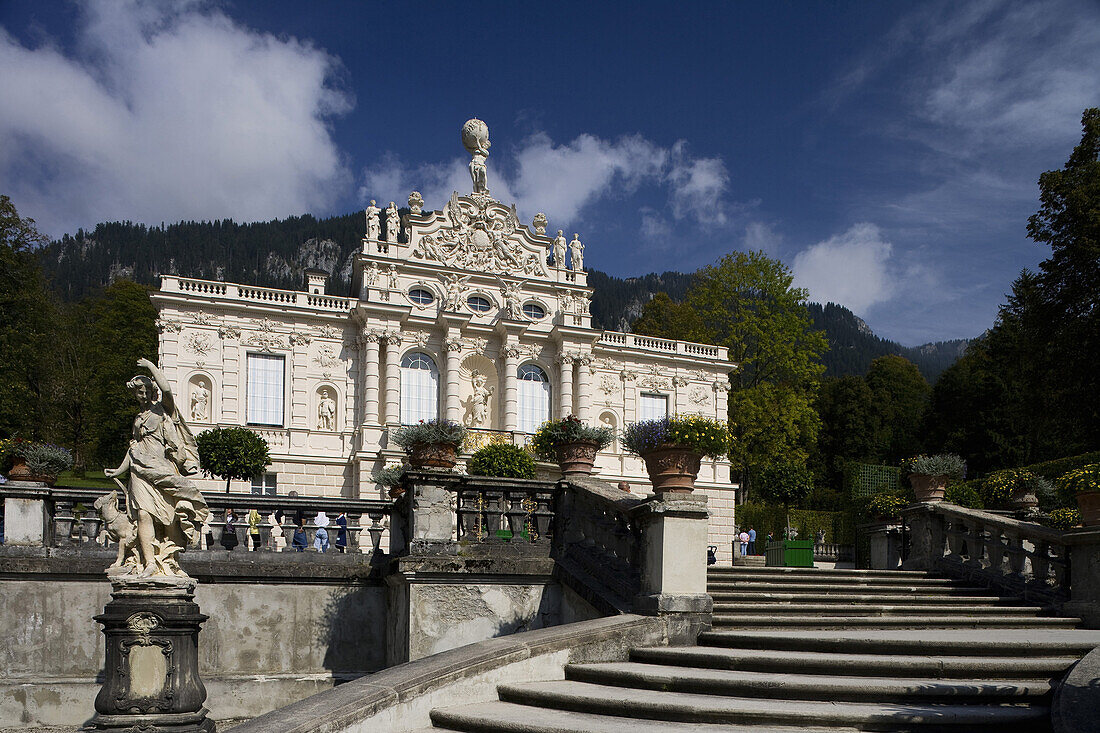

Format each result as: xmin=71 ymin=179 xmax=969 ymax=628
xmin=807 ymin=302 xmax=970 ymax=381
xmin=38 ymin=213 xmax=969 ymax=380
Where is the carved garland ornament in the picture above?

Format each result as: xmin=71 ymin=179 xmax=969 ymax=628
xmin=411 ymin=192 xmax=547 ymax=277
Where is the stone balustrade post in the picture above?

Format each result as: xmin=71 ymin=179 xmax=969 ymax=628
xmin=2 ymin=483 xmax=49 ymax=546
xmin=401 ymin=470 xmax=460 ymax=554
xmin=1063 ymin=528 xmax=1100 ymax=629
xmin=631 ymin=493 xmax=712 ymax=617
xmin=900 ymin=504 xmax=937 ymax=571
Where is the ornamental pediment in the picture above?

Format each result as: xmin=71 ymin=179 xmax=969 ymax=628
xmin=408 ymin=191 xmax=549 ymax=278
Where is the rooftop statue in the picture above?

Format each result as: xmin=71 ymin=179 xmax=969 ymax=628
xmin=102 ymin=358 xmax=211 ymax=578
xmin=462 ymin=118 xmax=491 ymax=194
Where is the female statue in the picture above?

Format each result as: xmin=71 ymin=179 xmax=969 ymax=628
xmin=104 ymin=358 xmax=211 ymax=577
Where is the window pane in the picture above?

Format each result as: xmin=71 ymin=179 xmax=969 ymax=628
xmin=247 ymin=354 xmax=284 ymax=425
xmin=639 ymin=393 xmax=668 ymax=422
xmin=401 ymin=352 xmax=439 ymax=424
xmin=517 ymin=364 xmax=550 ymax=433
xmin=467 ymin=295 xmax=491 ymax=313
xmin=522 ymin=303 xmax=545 ymax=320
xmin=408 ymin=289 xmax=434 ymax=305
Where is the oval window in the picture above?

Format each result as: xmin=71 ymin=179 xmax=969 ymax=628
xmin=467 ymin=295 xmax=492 ymax=313
xmin=522 ymin=302 xmax=546 ymax=320
xmin=408 ymin=288 xmax=434 ymax=306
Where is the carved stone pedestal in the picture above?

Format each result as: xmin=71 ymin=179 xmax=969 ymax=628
xmin=91 ymin=577 xmax=215 ymax=732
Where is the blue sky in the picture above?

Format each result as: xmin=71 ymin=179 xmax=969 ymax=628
xmin=2 ymin=1 xmax=1098 ymax=345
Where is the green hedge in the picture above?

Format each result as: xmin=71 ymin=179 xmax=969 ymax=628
xmin=1026 ymin=451 xmax=1100 ymax=482
xmin=735 ymin=502 xmax=854 ymax=545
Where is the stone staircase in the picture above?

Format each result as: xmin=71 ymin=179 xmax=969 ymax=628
xmin=427 ymin=566 xmax=1100 ymax=732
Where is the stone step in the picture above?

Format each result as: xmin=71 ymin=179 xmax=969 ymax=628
xmin=493 ymin=680 xmax=1050 ymax=730
xmin=713 ymin=604 xmax=1047 ymax=616
xmin=695 ymin=629 xmax=1100 ymax=657
xmin=732 ymin=556 xmax=766 ymax=567
xmin=709 ymin=614 xmax=1081 ymax=629
xmin=708 ymin=578 xmax=980 ymax=591
xmin=564 ymin=661 xmax=1056 ymax=703
xmin=707 ymin=567 xmax=938 ymax=579
xmin=710 ymin=591 xmax=1025 ymax=605
xmin=630 ymin=645 xmax=1080 ymax=679
xmin=431 ymin=700 xmax=858 ymax=733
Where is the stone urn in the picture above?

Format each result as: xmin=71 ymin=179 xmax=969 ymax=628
xmin=909 ymin=473 xmax=947 ymax=502
xmin=554 ymin=440 xmax=600 ymax=476
xmin=642 ymin=445 xmax=702 ymax=493
xmin=7 ymin=456 xmax=56 ymax=485
xmin=1077 ymin=491 xmax=1100 ymax=527
xmin=407 ymin=441 xmax=459 ymax=469
xmin=1010 ymin=484 xmax=1039 ymax=510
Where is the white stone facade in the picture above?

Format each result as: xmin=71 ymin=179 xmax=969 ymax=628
xmin=151 ymin=121 xmax=739 ymax=561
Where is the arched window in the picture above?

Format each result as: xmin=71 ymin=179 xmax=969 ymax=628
xmin=517 ymin=364 xmax=551 ymax=433
xmin=401 ymin=352 xmax=439 ymax=424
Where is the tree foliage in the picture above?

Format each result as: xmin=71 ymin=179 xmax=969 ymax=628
xmin=864 ymin=355 xmax=930 ymax=462
xmin=196 ymin=427 xmax=271 ymax=492
xmin=0 ymin=195 xmax=54 ymax=440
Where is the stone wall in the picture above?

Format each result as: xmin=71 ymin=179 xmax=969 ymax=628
xmin=0 ymin=547 xmax=590 ymax=728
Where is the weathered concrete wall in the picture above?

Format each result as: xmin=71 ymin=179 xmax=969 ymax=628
xmin=0 ymin=550 xmax=387 ymax=728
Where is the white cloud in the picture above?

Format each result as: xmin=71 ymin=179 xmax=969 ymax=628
xmin=358 ymin=130 xmax=734 ymax=236
xmin=0 ymin=0 xmax=351 ymax=237
xmin=743 ymin=221 xmax=782 ymax=254
xmin=792 ymin=223 xmax=896 ymax=314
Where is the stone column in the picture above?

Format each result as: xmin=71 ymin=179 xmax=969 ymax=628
xmin=443 ymin=334 xmax=463 ymax=423
xmin=557 ymin=353 xmax=575 ymax=418
xmin=502 ymin=343 xmax=520 ymax=431
xmin=576 ymin=353 xmax=593 ymax=423
xmin=358 ymin=329 xmax=381 ymax=424
xmin=382 ymin=331 xmax=402 ymax=425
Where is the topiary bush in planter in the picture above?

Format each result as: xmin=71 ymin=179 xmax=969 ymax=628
xmin=468 ymin=443 xmax=536 ymax=480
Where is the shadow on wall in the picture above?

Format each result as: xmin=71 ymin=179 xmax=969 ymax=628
xmin=318 ymin=586 xmax=388 ymax=679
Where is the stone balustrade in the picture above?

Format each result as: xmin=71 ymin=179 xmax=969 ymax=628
xmin=163 ymin=275 xmax=358 ymax=313
xmin=900 ymin=502 xmax=1100 ymax=626
xmin=596 ymin=330 xmax=727 ymax=360
xmin=0 ymin=482 xmax=391 ymax=555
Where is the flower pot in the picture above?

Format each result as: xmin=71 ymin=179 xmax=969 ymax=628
xmin=1077 ymin=490 xmax=1100 ymax=527
xmin=642 ymin=445 xmax=702 ymax=493
xmin=1010 ymin=484 xmax=1039 ymax=510
xmin=7 ymin=457 xmax=56 ymax=485
xmin=909 ymin=473 xmax=947 ymax=502
xmin=407 ymin=442 xmax=458 ymax=469
xmin=554 ymin=440 xmax=600 ymax=476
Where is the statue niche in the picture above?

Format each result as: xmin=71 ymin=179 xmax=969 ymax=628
xmin=459 ymin=355 xmax=498 ymax=429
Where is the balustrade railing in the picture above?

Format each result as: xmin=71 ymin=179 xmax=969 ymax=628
xmin=553 ymin=478 xmax=644 ymax=610
xmin=0 ymin=484 xmax=392 ymax=556
xmin=454 ymin=484 xmax=555 ymax=543
xmin=901 ymin=503 xmax=1072 ymax=605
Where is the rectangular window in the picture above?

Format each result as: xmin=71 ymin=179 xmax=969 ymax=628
xmin=251 ymin=473 xmax=277 ymax=496
xmin=247 ymin=353 xmax=285 ymax=426
xmin=639 ymin=393 xmax=668 ymax=422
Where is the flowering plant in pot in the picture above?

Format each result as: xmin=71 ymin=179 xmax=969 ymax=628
xmin=0 ymin=437 xmax=73 ymax=484
xmin=903 ymin=454 xmax=966 ymax=502
xmin=1057 ymin=464 xmax=1100 ymax=527
xmin=391 ymin=419 xmax=468 ymax=469
xmin=374 ymin=463 xmax=409 ymax=498
xmin=622 ymin=416 xmax=730 ymax=493
xmin=530 ymin=415 xmax=613 ymax=476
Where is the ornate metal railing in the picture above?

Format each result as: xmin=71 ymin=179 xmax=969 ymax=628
xmin=455 ymin=482 xmax=556 ymax=543
xmin=901 ymin=503 xmax=1071 ymax=605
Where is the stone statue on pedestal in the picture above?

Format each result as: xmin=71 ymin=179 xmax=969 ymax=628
xmin=385 ymin=202 xmax=400 ymax=243
xmin=553 ymin=230 xmax=567 ymax=268
xmin=569 ymin=233 xmax=585 ymax=272
xmin=102 ymin=358 xmax=210 ymax=578
xmin=366 ymin=200 xmax=381 ymax=240
xmin=462 ymin=118 xmax=491 ymax=194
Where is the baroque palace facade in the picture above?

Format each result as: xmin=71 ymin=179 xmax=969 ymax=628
xmin=151 ymin=120 xmax=738 ymax=556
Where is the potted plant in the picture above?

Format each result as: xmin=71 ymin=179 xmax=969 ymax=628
xmin=0 ymin=438 xmax=73 ymax=485
xmin=391 ymin=419 xmax=468 ymax=469
xmin=530 ymin=415 xmax=613 ymax=476
xmin=903 ymin=454 xmax=966 ymax=502
xmin=982 ymin=468 xmax=1039 ymax=510
xmin=468 ymin=444 xmax=537 ymax=480
xmin=622 ymin=416 xmax=730 ymax=493
xmin=1057 ymin=464 xmax=1100 ymax=527
xmin=864 ymin=492 xmax=909 ymax=522
xmin=374 ymin=464 xmax=408 ymax=498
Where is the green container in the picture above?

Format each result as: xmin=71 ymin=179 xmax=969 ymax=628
xmin=765 ymin=539 xmax=815 ymax=568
